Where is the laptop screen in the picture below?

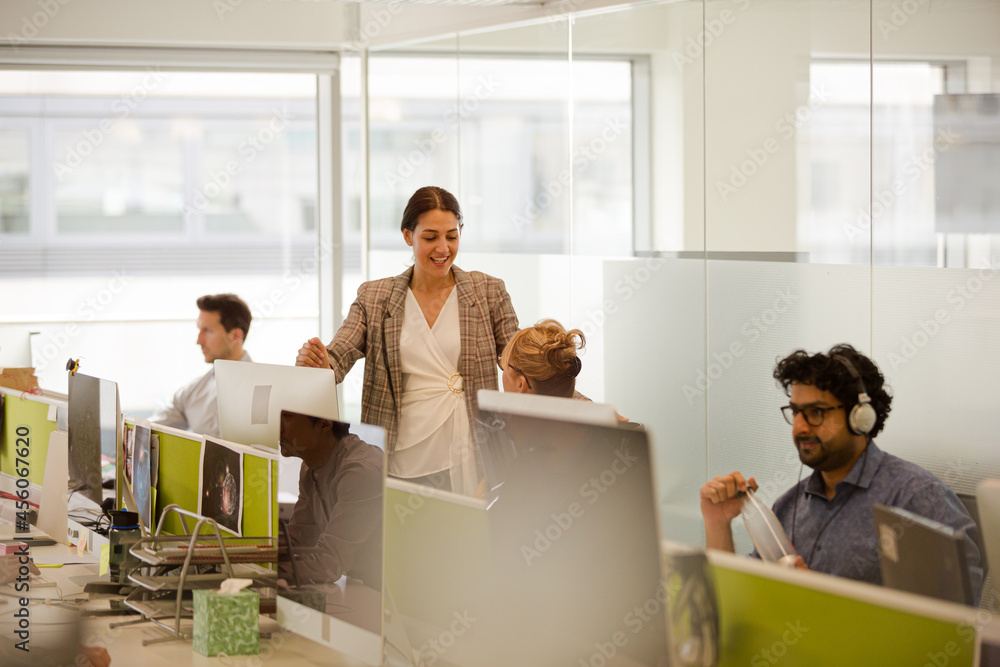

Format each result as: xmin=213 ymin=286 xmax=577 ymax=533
xmin=874 ymin=503 xmax=974 ymax=606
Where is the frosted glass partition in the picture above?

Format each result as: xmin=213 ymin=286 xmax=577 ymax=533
xmin=703 ymin=260 xmax=872 ymax=553
xmin=603 ymin=257 xmax=706 ymax=544
xmin=361 ymin=0 xmax=1000 ymax=561
xmin=607 ymin=256 xmax=1000 ymax=549
xmin=872 ymin=265 xmax=1000 ymax=492
xmin=368 ymin=250 xmax=609 ymax=399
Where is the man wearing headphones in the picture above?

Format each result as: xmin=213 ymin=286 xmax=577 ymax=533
xmin=699 ymin=344 xmax=983 ymax=600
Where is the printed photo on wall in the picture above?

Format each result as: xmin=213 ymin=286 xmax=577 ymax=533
xmin=199 ymin=438 xmax=243 ymax=535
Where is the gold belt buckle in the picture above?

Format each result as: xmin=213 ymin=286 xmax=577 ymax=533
xmin=447 ymin=371 xmax=463 ymax=394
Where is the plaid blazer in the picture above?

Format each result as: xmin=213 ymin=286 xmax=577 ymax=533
xmin=326 ymin=265 xmax=519 ymax=454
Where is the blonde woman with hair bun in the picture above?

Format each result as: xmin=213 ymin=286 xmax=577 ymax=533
xmin=500 ymin=319 xmax=585 ymax=398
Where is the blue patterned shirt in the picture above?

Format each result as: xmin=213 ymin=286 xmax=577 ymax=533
xmin=759 ymin=442 xmax=983 ymax=602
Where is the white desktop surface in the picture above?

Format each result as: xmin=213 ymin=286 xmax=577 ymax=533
xmin=2 ymin=538 xmax=371 ymax=666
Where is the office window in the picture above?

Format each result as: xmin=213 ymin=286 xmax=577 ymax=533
xmin=0 ymin=126 xmax=30 ymax=234
xmin=0 ymin=70 xmax=322 ymax=415
xmin=803 ymin=60 xmax=1000 ymax=268
xmin=54 ymin=120 xmax=185 ymax=234
xmin=367 ymin=54 xmax=634 ymax=256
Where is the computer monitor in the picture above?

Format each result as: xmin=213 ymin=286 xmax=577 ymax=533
xmin=474 ymin=389 xmax=620 ymax=501
xmin=873 ymin=503 xmax=974 ymax=605
xmin=474 ymin=394 xmax=670 ymax=666
xmin=382 ymin=478 xmax=491 ymax=667
xmin=275 ymin=413 xmax=386 ymax=666
xmin=976 ymin=479 xmax=1000 ymax=604
xmin=215 ymin=360 xmax=339 ymax=449
xmin=67 ymin=372 xmax=119 ymax=506
xmin=477 ymin=389 xmax=619 ymax=426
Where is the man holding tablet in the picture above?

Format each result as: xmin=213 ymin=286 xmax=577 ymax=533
xmin=699 ymin=344 xmax=983 ymax=601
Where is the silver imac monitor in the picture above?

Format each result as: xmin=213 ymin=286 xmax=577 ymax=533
xmin=474 ymin=389 xmax=620 ymax=502
xmin=874 ymin=503 xmax=974 ymax=606
xmin=215 ymin=360 xmax=339 ymax=449
xmin=469 ymin=390 xmax=669 ymax=666
xmin=275 ymin=411 xmax=386 ymax=666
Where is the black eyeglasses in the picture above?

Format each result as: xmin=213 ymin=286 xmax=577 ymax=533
xmin=780 ymin=404 xmax=844 ymax=427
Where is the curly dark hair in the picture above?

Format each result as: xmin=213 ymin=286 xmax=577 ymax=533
xmin=773 ymin=343 xmax=892 ymax=437
xmin=196 ymin=293 xmax=251 ymax=342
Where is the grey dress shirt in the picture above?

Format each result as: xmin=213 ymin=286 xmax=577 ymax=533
xmin=284 ymin=433 xmax=384 ymax=587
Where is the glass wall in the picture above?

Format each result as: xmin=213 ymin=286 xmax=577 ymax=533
xmin=366 ymin=0 xmax=1000 ymax=554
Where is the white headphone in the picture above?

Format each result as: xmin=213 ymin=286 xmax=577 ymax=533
xmin=834 ymin=355 xmax=877 ymax=436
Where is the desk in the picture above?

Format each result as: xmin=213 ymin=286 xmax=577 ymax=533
xmin=0 ymin=537 xmax=371 ymax=666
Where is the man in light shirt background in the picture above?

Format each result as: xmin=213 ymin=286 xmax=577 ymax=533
xmin=151 ymin=293 xmax=252 ymax=436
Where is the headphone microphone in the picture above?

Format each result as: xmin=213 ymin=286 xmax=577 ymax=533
xmin=833 ymin=355 xmax=877 ymax=436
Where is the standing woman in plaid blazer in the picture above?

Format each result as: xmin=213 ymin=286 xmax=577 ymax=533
xmin=296 ymin=186 xmax=519 ymax=496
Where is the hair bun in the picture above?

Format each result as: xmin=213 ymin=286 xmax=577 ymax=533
xmin=569 ymin=355 xmax=582 ymax=378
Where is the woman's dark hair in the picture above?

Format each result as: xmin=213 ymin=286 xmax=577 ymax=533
xmin=773 ymin=343 xmax=892 ymax=437
xmin=400 ymin=186 xmax=463 ymax=233
xmin=196 ymin=293 xmax=252 ymax=342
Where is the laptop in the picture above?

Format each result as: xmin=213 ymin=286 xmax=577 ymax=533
xmin=215 ymin=359 xmax=339 ymax=449
xmin=873 ymin=503 xmax=974 ymax=605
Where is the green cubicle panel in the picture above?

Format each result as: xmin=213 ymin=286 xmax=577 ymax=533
xmin=149 ymin=427 xmax=276 ymax=538
xmin=0 ymin=390 xmax=60 ymax=485
xmin=383 ymin=481 xmax=491 ymax=626
xmin=242 ymin=456 xmax=277 ymax=538
xmin=711 ymin=555 xmax=979 ymax=667
xmin=151 ymin=429 xmax=204 ymax=536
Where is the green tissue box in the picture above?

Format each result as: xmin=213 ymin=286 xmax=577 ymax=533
xmin=193 ymin=588 xmax=260 ymax=657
